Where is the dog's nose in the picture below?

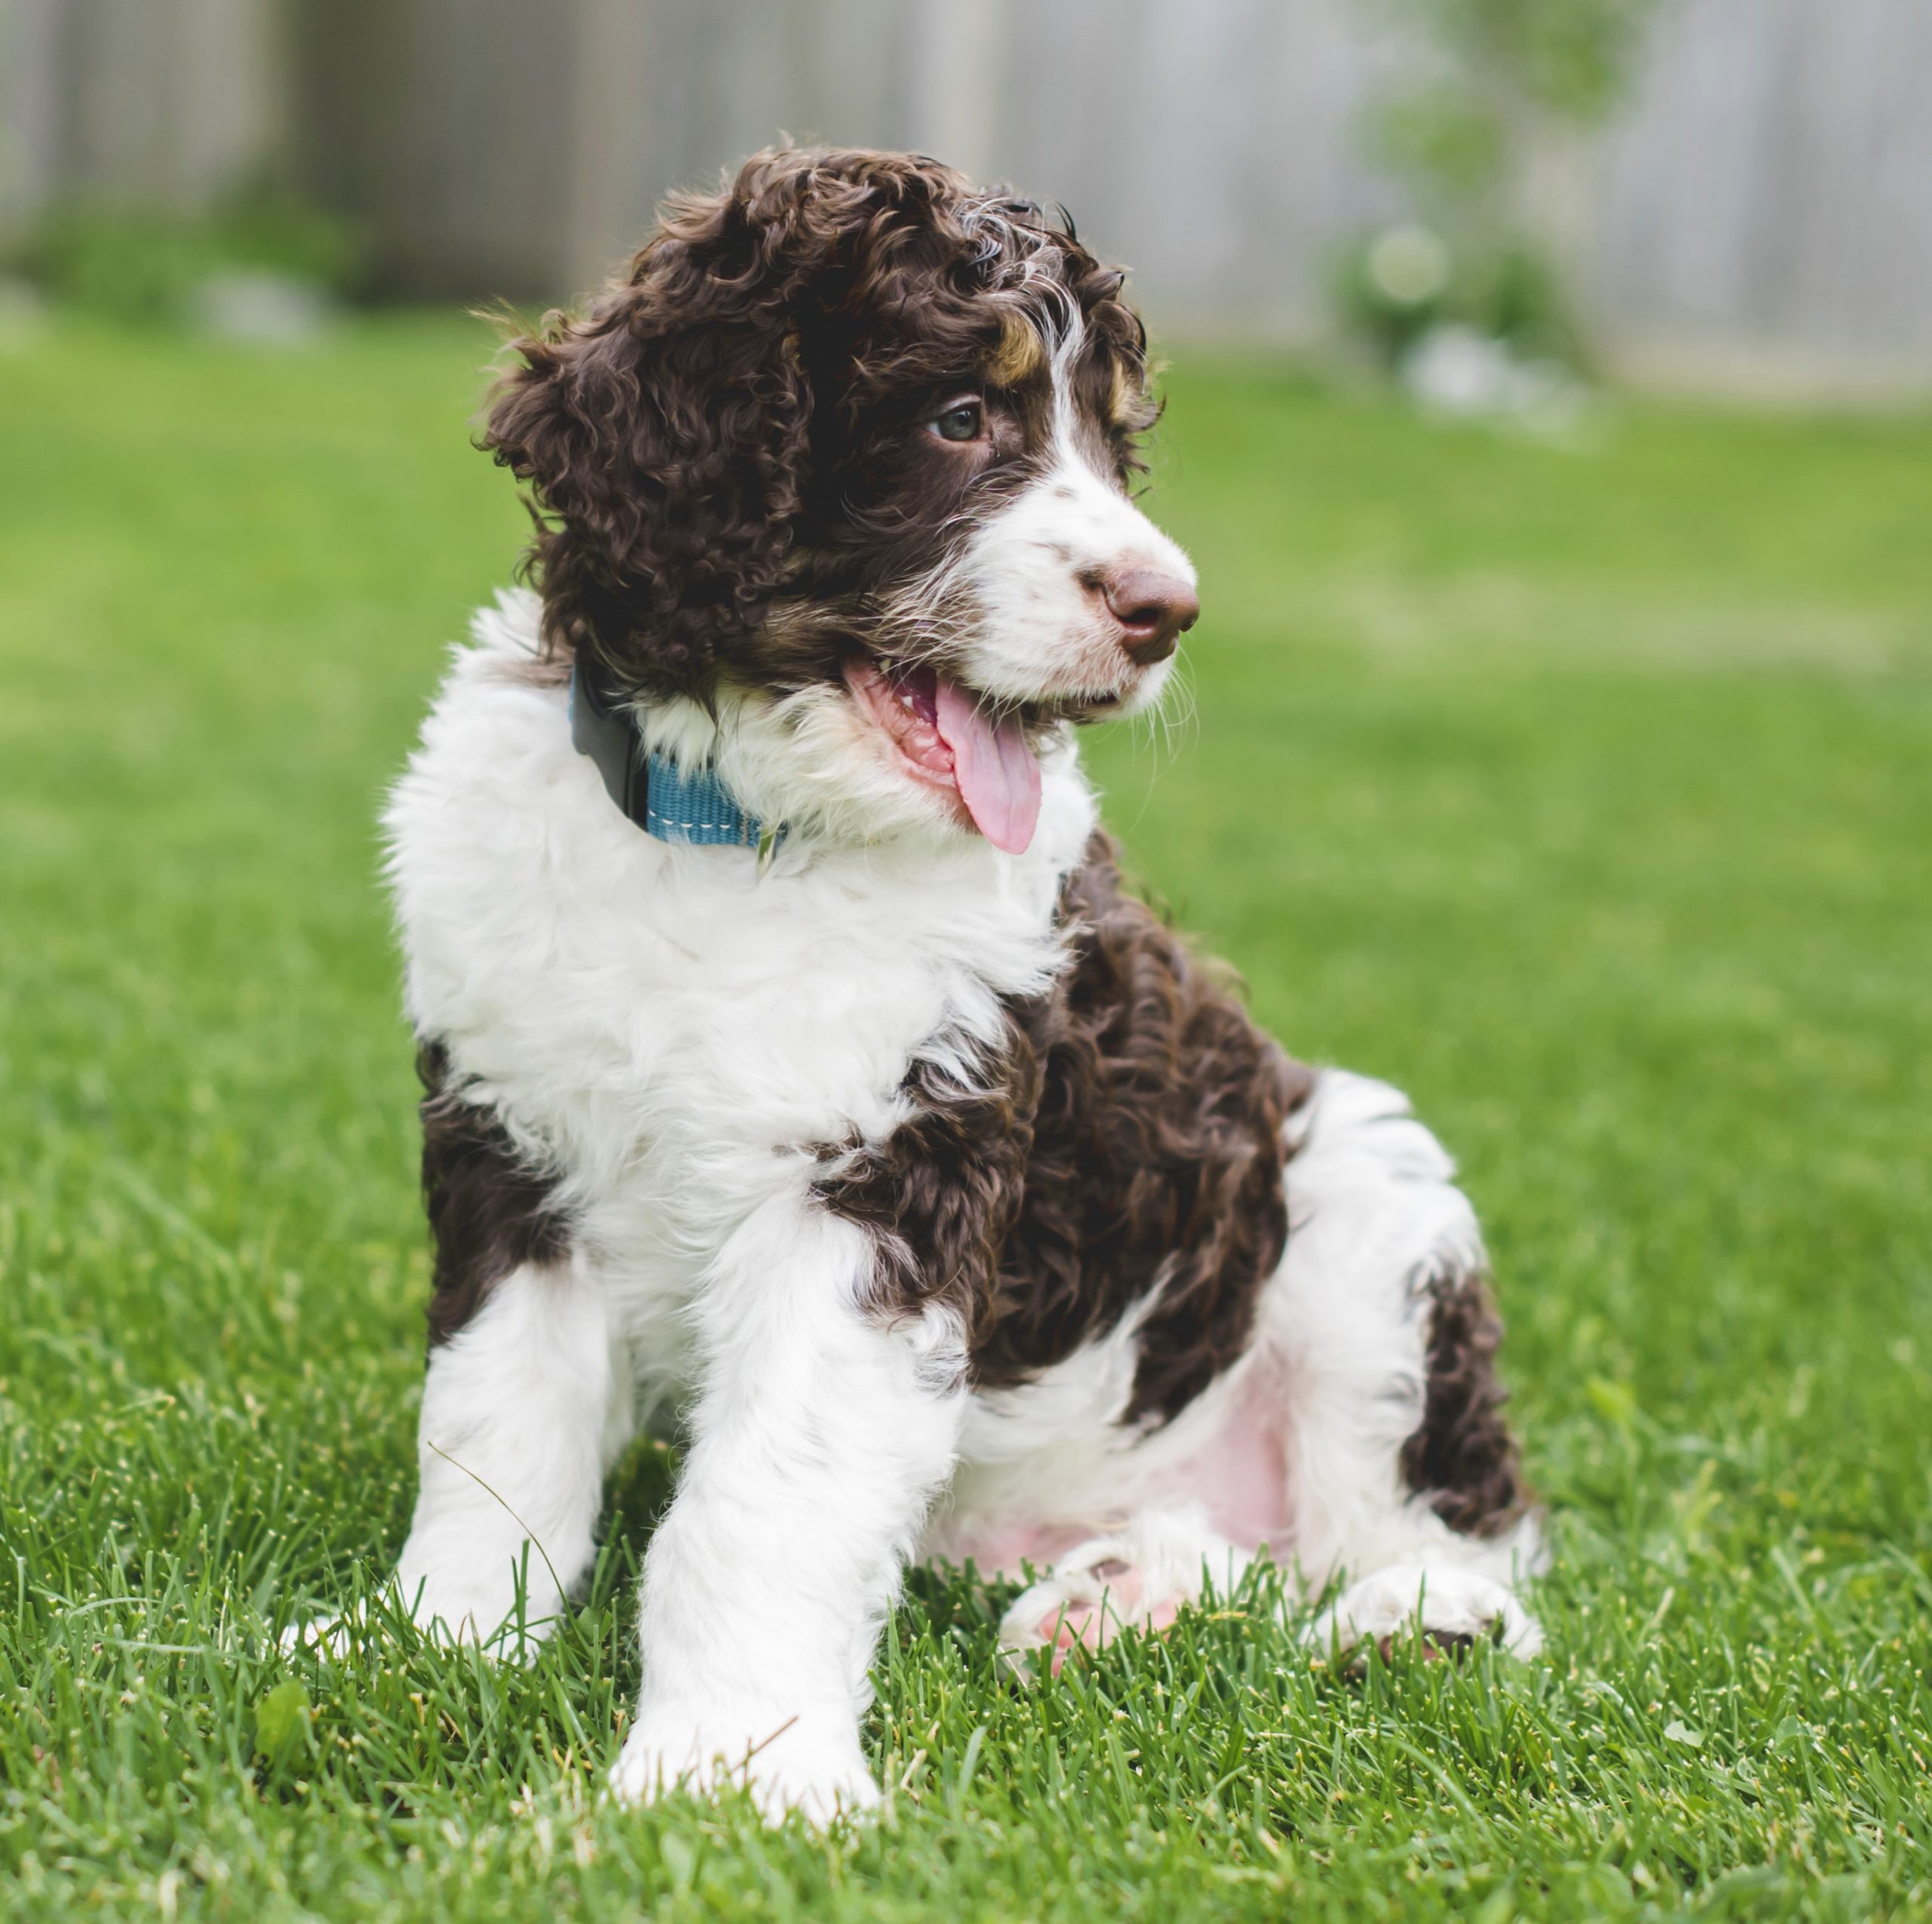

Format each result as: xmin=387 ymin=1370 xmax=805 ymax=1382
xmin=1097 ymin=565 xmax=1200 ymax=665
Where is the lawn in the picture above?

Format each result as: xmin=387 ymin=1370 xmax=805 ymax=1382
xmin=2 ymin=315 xmax=1929 ymax=1922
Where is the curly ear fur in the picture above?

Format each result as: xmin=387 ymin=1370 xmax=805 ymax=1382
xmin=484 ymin=149 xmax=968 ymax=694
xmin=482 ymin=202 xmax=810 ymax=690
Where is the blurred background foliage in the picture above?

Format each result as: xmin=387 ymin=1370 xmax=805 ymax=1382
xmin=4 ymin=0 xmax=1932 ymax=402
xmin=14 ymin=188 xmax=364 ymax=327
xmin=1339 ymin=0 xmax=1664 ymax=373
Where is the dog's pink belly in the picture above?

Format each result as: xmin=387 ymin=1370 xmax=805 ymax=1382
xmin=1149 ymin=1399 xmax=1295 ymax=1549
xmin=943 ymin=1520 xmax=1094 ymax=1579
xmin=946 ymin=1375 xmax=1294 ymax=1578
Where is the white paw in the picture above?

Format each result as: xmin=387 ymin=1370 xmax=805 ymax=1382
xmin=998 ymin=1537 xmax=1186 ymax=1680
xmin=608 ymin=1707 xmax=881 ymax=1825
xmin=1304 ymin=1562 xmax=1543 ymax=1663
xmin=278 ymin=1587 xmax=559 ymax=1664
xmin=278 ymin=1606 xmax=366 ymax=1661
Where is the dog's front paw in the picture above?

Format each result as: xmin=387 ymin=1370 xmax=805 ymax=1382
xmin=1304 ymin=1562 xmax=1542 ymax=1664
xmin=278 ymin=1583 xmax=560 ymax=1664
xmin=278 ymin=1605 xmax=371 ymax=1661
xmin=609 ymin=1705 xmax=880 ymax=1825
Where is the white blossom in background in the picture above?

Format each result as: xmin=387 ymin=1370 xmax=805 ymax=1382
xmin=1365 ymin=223 xmax=1452 ymax=309
xmin=192 ymin=272 xmax=331 ymax=346
xmin=1402 ymin=325 xmax=1593 ymax=440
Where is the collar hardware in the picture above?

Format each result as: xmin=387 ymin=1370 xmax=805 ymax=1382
xmin=569 ymin=660 xmax=780 ymax=853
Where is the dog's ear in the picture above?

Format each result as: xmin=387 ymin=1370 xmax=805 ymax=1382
xmin=481 ymin=183 xmax=817 ymax=694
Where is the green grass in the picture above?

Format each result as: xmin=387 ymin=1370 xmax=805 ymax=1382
xmin=3 ymin=316 xmax=1930 ymax=1921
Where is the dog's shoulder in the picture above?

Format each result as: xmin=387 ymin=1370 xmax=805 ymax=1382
xmin=385 ymin=587 xmax=586 ymax=878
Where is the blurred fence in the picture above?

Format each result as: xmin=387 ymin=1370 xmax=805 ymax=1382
xmin=6 ymin=0 xmax=1932 ymax=396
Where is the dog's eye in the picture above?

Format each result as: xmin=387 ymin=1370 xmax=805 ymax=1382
xmin=927 ymin=399 xmax=986 ymax=445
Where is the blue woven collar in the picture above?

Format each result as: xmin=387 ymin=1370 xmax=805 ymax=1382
xmin=569 ymin=660 xmax=780 ymax=857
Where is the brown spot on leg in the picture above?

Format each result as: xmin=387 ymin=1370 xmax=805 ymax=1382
xmin=1399 ymin=1262 xmax=1527 ymax=1538
xmin=417 ymin=1040 xmax=571 ymax=1347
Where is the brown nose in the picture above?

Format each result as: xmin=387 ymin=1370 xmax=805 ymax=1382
xmin=1097 ymin=565 xmax=1200 ymax=665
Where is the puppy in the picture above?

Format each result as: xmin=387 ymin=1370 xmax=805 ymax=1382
xmin=362 ymin=148 xmax=1540 ymax=1819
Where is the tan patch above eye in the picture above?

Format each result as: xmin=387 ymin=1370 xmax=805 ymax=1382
xmin=1106 ymin=359 xmax=1147 ymax=429
xmin=988 ymin=311 xmax=1048 ymax=388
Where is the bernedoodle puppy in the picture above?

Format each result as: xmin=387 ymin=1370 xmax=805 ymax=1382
xmin=315 ymin=146 xmax=1543 ymax=1819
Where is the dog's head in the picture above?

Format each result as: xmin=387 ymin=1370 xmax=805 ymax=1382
xmin=485 ymin=146 xmax=1196 ymax=855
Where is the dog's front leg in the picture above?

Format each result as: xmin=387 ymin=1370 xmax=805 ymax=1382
xmin=610 ymin=1193 xmax=964 ymax=1822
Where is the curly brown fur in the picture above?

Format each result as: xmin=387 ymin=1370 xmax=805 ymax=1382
xmin=814 ymin=832 xmax=1315 ymax=1425
xmin=1400 ymin=1263 xmax=1527 ymax=1538
xmin=481 ymin=147 xmax=1158 ymax=704
xmin=417 ymin=1041 xmax=571 ymax=1347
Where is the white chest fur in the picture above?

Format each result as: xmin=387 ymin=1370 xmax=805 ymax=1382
xmin=383 ymin=594 xmax=1095 ymax=1326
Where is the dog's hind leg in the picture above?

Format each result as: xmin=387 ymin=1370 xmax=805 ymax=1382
xmin=1271 ymin=1070 xmax=1543 ymax=1658
xmin=389 ymin=1254 xmax=627 ymax=1652
xmin=994 ymin=1070 xmax=1543 ymax=1673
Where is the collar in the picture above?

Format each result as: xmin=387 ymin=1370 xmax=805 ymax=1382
xmin=569 ymin=659 xmax=782 ymax=860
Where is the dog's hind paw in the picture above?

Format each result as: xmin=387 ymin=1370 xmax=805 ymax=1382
xmin=1303 ymin=1562 xmax=1542 ymax=1664
xmin=997 ymin=1537 xmax=1186 ymax=1680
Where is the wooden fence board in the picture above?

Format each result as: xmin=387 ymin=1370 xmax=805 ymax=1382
xmin=5 ymin=0 xmax=1929 ymax=390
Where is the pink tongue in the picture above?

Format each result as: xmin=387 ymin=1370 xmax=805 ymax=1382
xmin=934 ymin=678 xmax=1042 ymax=854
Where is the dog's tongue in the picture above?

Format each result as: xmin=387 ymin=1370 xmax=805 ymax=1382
xmin=934 ymin=677 xmax=1041 ymax=855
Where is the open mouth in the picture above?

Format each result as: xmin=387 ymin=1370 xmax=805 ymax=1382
xmin=844 ymin=657 xmax=1112 ymax=855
